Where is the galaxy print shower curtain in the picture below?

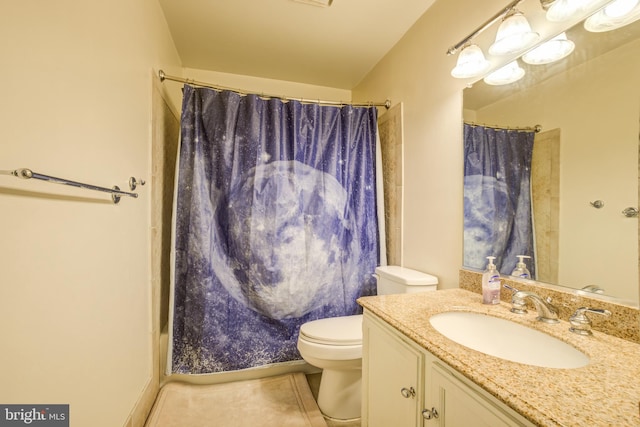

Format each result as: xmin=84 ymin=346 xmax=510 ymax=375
xmin=169 ymin=85 xmax=380 ymax=374
xmin=463 ymin=124 xmax=536 ymax=277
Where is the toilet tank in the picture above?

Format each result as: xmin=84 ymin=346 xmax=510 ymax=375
xmin=375 ymin=266 xmax=438 ymax=295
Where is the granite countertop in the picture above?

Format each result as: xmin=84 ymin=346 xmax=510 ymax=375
xmin=358 ymin=288 xmax=640 ymax=427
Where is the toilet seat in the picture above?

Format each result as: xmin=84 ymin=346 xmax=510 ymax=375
xmin=295 ymin=266 xmax=438 ymax=421
xmin=299 ymin=314 xmax=363 ymax=346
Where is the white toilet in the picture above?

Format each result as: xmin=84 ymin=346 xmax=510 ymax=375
xmin=297 ymin=265 xmax=438 ymax=421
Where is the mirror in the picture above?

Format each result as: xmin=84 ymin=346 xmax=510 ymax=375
xmin=463 ymin=17 xmax=640 ymax=307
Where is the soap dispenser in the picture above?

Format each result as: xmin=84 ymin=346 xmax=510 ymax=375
xmin=482 ymin=256 xmax=501 ymax=305
xmin=511 ymin=255 xmax=531 ymax=279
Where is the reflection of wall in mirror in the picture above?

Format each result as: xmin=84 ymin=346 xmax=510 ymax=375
xmin=531 ymin=129 xmax=560 ymax=286
xmin=463 ymin=38 xmax=640 ymax=302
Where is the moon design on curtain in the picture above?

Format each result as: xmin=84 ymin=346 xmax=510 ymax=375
xmin=170 ymin=85 xmax=380 ymax=373
xmin=463 ymin=124 xmax=536 ymax=277
xmin=214 ymin=160 xmax=360 ymax=319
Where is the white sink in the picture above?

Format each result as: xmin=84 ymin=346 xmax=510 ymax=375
xmin=429 ymin=311 xmax=589 ymax=369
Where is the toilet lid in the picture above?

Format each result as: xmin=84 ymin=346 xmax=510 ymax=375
xmin=299 ymin=314 xmax=363 ymax=346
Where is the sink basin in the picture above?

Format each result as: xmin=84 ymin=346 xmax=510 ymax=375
xmin=429 ymin=311 xmax=589 ymax=369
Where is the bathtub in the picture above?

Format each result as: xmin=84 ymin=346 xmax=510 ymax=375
xmin=160 ymin=327 xmax=319 ymax=385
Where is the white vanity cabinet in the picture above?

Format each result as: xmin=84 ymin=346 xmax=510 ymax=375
xmin=362 ymin=311 xmax=535 ymax=427
xmin=362 ymin=310 xmax=424 ymax=427
xmin=426 ymin=354 xmax=535 ymax=426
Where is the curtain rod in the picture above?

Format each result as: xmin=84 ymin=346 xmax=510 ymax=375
xmin=0 ymin=168 xmax=139 ymax=204
xmin=158 ymin=70 xmax=391 ymax=109
xmin=464 ymin=121 xmax=542 ymax=133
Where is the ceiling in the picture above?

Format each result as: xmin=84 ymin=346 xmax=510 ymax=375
xmin=158 ymin=0 xmax=437 ymax=89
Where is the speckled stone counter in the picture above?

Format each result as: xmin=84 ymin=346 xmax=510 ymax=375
xmin=358 ymin=289 xmax=640 ymax=427
xmin=459 ymin=269 xmax=640 ymax=343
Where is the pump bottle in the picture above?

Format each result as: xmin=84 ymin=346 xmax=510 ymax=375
xmin=511 ymin=255 xmax=531 ymax=279
xmin=482 ymin=256 xmax=501 ymax=305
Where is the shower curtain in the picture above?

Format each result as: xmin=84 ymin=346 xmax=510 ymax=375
xmin=463 ymin=124 xmax=536 ymax=277
xmin=168 ymin=85 xmax=380 ymax=374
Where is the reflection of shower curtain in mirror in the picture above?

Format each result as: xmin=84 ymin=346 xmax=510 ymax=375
xmin=168 ymin=85 xmax=380 ymax=374
xmin=463 ymin=124 xmax=535 ymax=277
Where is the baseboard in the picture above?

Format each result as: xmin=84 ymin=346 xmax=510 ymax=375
xmin=123 ymin=375 xmax=160 ymax=427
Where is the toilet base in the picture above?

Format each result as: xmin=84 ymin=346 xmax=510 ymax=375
xmin=316 ymin=365 xmax=362 ymax=420
xmin=322 ymin=414 xmax=361 ymax=425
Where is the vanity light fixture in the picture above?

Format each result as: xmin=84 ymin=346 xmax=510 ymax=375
xmin=522 ymin=32 xmax=575 ymax=64
xmin=488 ymin=10 xmax=541 ymax=55
xmin=451 ymin=44 xmax=492 ymax=78
xmin=584 ymin=0 xmax=640 ymax=31
xmin=448 ymin=0 xmax=640 ymax=81
xmin=483 ymin=60 xmax=526 ymax=85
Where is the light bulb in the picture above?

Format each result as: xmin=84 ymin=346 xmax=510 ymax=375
xmin=451 ymin=45 xmax=491 ymax=79
xmin=483 ymin=61 xmax=525 ymax=85
xmin=489 ymin=12 xmax=540 ymax=56
xmin=584 ymin=0 xmax=640 ymax=31
xmin=546 ymin=0 xmax=601 ymax=21
xmin=546 ymin=0 xmax=583 ymax=21
xmin=522 ymin=33 xmax=575 ymax=65
xmin=604 ymin=0 xmax=638 ymax=17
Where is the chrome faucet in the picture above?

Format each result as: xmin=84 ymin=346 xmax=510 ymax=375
xmin=503 ymin=285 xmax=559 ymax=324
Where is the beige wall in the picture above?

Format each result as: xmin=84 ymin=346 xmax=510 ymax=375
xmin=467 ymin=40 xmax=640 ymax=302
xmin=0 ymin=2 xmax=182 ymax=426
xmin=180 ymin=67 xmax=352 ymax=103
xmin=353 ymin=0 xmax=509 ymax=288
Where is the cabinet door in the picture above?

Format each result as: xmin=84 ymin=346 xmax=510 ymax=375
xmin=427 ymin=363 xmax=526 ymax=427
xmin=363 ymin=315 xmax=423 ymax=427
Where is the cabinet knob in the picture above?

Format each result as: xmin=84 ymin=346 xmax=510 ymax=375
xmin=422 ymin=407 xmax=439 ymax=420
xmin=400 ymin=387 xmax=415 ymax=398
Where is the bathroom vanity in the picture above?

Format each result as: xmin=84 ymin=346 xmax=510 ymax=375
xmin=358 ymin=288 xmax=640 ymax=426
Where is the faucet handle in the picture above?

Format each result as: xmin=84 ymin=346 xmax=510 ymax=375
xmin=503 ymin=284 xmax=528 ymax=314
xmin=502 ymin=283 xmax=519 ymax=293
xmin=569 ymin=307 xmax=612 ymax=336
